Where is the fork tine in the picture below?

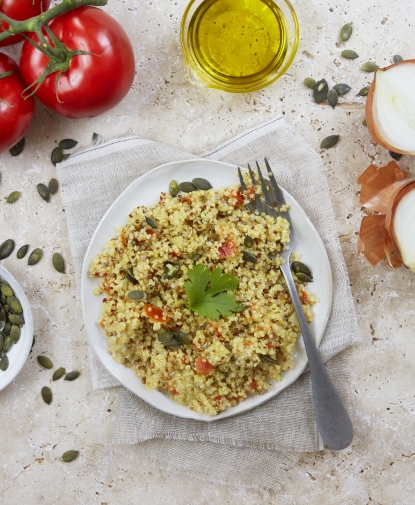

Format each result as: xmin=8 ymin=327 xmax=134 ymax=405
xmin=264 ymin=157 xmax=284 ymax=209
xmin=247 ymin=163 xmax=263 ymax=213
xmin=255 ymin=160 xmax=278 ymax=218
xmin=237 ymin=166 xmax=254 ymax=212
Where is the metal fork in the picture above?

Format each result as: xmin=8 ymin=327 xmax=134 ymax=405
xmin=238 ymin=159 xmax=353 ymax=451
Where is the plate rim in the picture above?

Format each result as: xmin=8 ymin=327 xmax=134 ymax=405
xmin=81 ymin=158 xmax=333 ymax=421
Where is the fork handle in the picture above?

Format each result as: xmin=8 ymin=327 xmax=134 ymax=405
xmin=280 ymin=262 xmax=353 ymax=450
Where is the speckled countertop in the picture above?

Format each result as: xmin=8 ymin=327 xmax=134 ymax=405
xmin=1 ymin=1 xmax=414 ymax=504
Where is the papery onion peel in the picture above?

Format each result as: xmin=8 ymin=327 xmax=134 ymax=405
xmin=366 ymin=60 xmax=415 ymax=155
xmin=358 ymin=161 xmax=415 ymax=271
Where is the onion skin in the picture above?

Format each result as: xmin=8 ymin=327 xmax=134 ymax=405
xmin=366 ymin=59 xmax=415 ymax=156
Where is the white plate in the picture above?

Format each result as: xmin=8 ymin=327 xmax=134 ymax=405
xmin=0 ymin=265 xmax=34 ymax=391
xmin=81 ymin=159 xmax=332 ymax=421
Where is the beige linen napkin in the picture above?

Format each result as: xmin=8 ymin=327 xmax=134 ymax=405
xmin=56 ymin=117 xmax=360 ymax=490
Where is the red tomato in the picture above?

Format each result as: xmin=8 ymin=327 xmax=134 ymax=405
xmin=143 ymin=304 xmax=170 ymax=324
xmin=195 ymin=358 xmax=214 ymax=376
xmin=230 ymin=188 xmax=245 ymax=208
xmin=0 ymin=53 xmax=34 ymax=154
xmin=0 ymin=0 xmax=52 ymax=47
xmin=218 ymin=241 xmax=236 ymax=257
xmin=19 ymin=6 xmax=135 ymax=118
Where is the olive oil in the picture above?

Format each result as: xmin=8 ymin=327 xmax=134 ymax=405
xmin=188 ymin=0 xmax=289 ymax=79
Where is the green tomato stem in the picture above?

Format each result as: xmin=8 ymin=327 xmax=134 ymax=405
xmin=0 ymin=0 xmax=108 ymax=43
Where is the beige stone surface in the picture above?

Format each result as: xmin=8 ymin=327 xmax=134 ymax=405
xmin=1 ymin=0 xmax=414 ymax=503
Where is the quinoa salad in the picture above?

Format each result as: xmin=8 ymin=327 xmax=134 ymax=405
xmin=89 ymin=176 xmax=316 ymax=415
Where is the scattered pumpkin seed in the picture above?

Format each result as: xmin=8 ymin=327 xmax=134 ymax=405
xmin=304 ymin=77 xmax=316 ymax=89
xmin=41 ymin=386 xmax=52 ymax=404
xmin=145 ymin=216 xmax=158 ymax=229
xmin=320 ymin=135 xmax=339 ymax=149
xmin=179 ymin=181 xmax=197 ymax=193
xmin=357 ymin=86 xmax=370 ymax=96
xmin=295 ymin=272 xmax=313 ymax=283
xmin=65 ymin=371 xmax=80 ymax=381
xmin=164 ymin=264 xmax=180 ymax=279
xmin=0 ymin=355 xmax=9 ymax=371
xmin=244 ymin=235 xmax=254 ymax=248
xmin=361 ymin=62 xmax=378 ymax=72
xmin=192 ymin=178 xmax=212 ymax=190
xmin=51 ymin=147 xmax=64 ymax=166
xmin=163 ymin=337 xmax=180 ymax=348
xmin=243 ymin=251 xmax=258 ymax=263
xmin=259 ymin=354 xmax=279 ymax=365
xmin=189 ymin=252 xmax=201 ymax=262
xmin=158 ymin=330 xmax=175 ymax=344
xmin=127 ymin=290 xmax=146 ymax=300
xmin=327 ymin=89 xmax=338 ymax=109
xmin=10 ymin=325 xmax=20 ymax=343
xmin=313 ymin=79 xmax=329 ymax=103
xmin=53 ymin=367 xmax=66 ymax=381
xmin=37 ymin=183 xmax=50 ymax=202
xmin=389 ymin=151 xmax=403 ymax=161
xmin=393 ymin=55 xmax=403 ymax=63
xmin=62 ymin=450 xmax=79 ymax=463
xmin=169 ymin=180 xmax=179 ymax=197
xmin=234 ymin=304 xmax=249 ymax=312
xmin=62 ymin=153 xmax=70 ymax=161
xmin=16 ymin=244 xmax=29 ymax=259
xmin=341 ymin=50 xmax=359 ymax=60
xmin=339 ymin=22 xmax=353 ymax=42
xmin=59 ymin=139 xmax=78 ymax=150
xmin=165 ymin=342 xmax=182 ymax=350
xmin=9 ymin=137 xmax=25 ymax=156
xmin=28 ymin=248 xmax=42 ymax=266
xmin=125 ymin=272 xmax=137 ymax=283
xmin=362 ymin=118 xmax=367 ymax=127
xmin=6 ymin=191 xmax=20 ymax=204
xmin=48 ymin=178 xmax=59 ymax=195
xmin=37 ymin=355 xmax=53 ymax=369
xmin=0 ymin=239 xmax=15 ymax=260
xmin=333 ymin=83 xmax=351 ymax=96
xmin=175 ymin=331 xmax=191 ymax=345
xmin=52 ymin=252 xmax=65 ymax=274
xmin=291 ymin=261 xmax=313 ymax=279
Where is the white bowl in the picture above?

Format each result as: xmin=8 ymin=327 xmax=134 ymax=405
xmin=0 ymin=265 xmax=33 ymax=391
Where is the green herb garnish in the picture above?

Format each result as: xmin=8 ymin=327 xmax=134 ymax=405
xmin=184 ymin=265 xmax=239 ymax=320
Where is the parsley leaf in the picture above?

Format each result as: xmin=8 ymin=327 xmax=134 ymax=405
xmin=184 ymin=264 xmax=240 ymax=320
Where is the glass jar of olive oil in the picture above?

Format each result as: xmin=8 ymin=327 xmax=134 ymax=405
xmin=181 ymin=0 xmax=299 ymax=92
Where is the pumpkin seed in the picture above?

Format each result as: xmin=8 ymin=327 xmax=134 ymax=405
xmin=267 ymin=253 xmax=277 ymax=261
xmin=8 ymin=313 xmax=24 ymax=325
xmin=28 ymin=248 xmax=42 ymax=266
xmin=244 ymin=235 xmax=254 ymax=248
xmin=189 ymin=252 xmax=201 ymax=262
xmin=125 ymin=272 xmax=137 ymax=283
xmin=0 ymin=334 xmax=3 ymax=350
xmin=357 ymin=86 xmax=370 ymax=96
xmin=163 ymin=337 xmax=181 ymax=348
xmin=164 ymin=264 xmax=180 ymax=279
xmin=0 ymin=355 xmax=9 ymax=371
xmin=37 ymin=183 xmax=50 ymax=202
xmin=313 ymin=79 xmax=328 ymax=103
xmin=259 ymin=354 xmax=279 ymax=365
xmin=9 ymin=296 xmax=22 ymax=313
xmin=291 ymin=261 xmax=313 ymax=278
xmin=393 ymin=55 xmax=403 ymax=63
xmin=158 ymin=331 xmax=175 ymax=344
xmin=51 ymin=147 xmax=64 ymax=166
xmin=3 ymin=336 xmax=13 ymax=353
xmin=178 ymin=182 xmax=197 ymax=193
xmin=362 ymin=118 xmax=367 ymax=127
xmin=243 ymin=251 xmax=258 ymax=263
xmin=59 ymin=139 xmax=78 ymax=150
xmin=53 ymin=367 xmax=66 ymax=381
xmin=320 ymin=135 xmax=339 ymax=149
xmin=339 ymin=22 xmax=353 ymax=42
xmin=9 ymin=137 xmax=25 ymax=156
xmin=389 ymin=151 xmax=403 ymax=161
xmin=65 ymin=371 xmax=80 ymax=381
xmin=145 ymin=216 xmax=158 ymax=229
xmin=0 ymin=239 xmax=15 ymax=260
xmin=6 ymin=191 xmax=20 ymax=204
xmin=341 ymin=50 xmax=359 ymax=60
xmin=234 ymin=304 xmax=249 ymax=313
xmin=304 ymin=77 xmax=316 ymax=89
xmin=48 ymin=178 xmax=59 ymax=195
xmin=165 ymin=341 xmax=182 ymax=350
xmin=62 ymin=153 xmax=70 ymax=161
xmin=10 ymin=325 xmax=20 ymax=344
xmin=0 ymin=284 xmax=13 ymax=297
xmin=192 ymin=178 xmax=212 ymax=190
xmin=52 ymin=252 xmax=65 ymax=273
xmin=169 ymin=180 xmax=179 ymax=197
xmin=361 ymin=62 xmax=378 ymax=72
xmin=16 ymin=244 xmax=29 ymax=259
xmin=295 ymin=272 xmax=313 ymax=283
xmin=41 ymin=386 xmax=52 ymax=404
xmin=37 ymin=355 xmax=53 ymax=369
xmin=333 ymin=83 xmax=351 ymax=96
xmin=62 ymin=450 xmax=79 ymax=463
xmin=327 ymin=89 xmax=338 ymax=109
xmin=174 ymin=331 xmax=191 ymax=345
xmin=127 ymin=290 xmax=146 ymax=300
